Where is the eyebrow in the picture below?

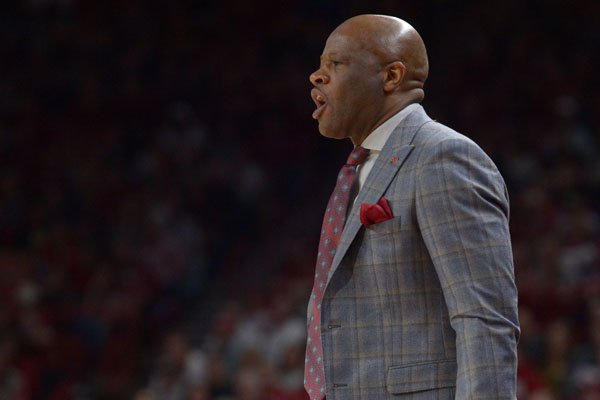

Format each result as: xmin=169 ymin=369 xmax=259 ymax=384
xmin=320 ymin=53 xmax=351 ymax=66
xmin=320 ymin=52 xmax=340 ymax=60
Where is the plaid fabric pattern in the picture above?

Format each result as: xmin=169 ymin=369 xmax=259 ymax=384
xmin=308 ymin=105 xmax=519 ymax=399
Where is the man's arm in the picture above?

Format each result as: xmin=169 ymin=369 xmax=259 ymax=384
xmin=415 ymin=135 xmax=520 ymax=399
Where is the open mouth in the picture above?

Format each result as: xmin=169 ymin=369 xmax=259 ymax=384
xmin=311 ymin=88 xmax=327 ymax=119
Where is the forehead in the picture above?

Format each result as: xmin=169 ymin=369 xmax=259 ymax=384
xmin=322 ymin=30 xmax=384 ymax=64
xmin=323 ymin=32 xmax=366 ymax=57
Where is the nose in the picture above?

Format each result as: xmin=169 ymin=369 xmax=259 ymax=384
xmin=309 ymin=68 xmax=329 ymax=86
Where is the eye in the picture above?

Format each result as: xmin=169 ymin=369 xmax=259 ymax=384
xmin=318 ymin=58 xmax=343 ymax=70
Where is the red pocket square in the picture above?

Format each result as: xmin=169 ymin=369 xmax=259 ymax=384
xmin=360 ymin=197 xmax=393 ymax=227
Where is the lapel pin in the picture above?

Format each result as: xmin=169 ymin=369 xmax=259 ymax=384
xmin=390 ymin=156 xmax=398 ymax=165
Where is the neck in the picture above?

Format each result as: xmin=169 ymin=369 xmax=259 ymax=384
xmin=350 ymin=99 xmax=419 ymax=146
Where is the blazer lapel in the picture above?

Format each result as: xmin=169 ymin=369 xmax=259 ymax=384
xmin=325 ymin=105 xmax=432 ymax=286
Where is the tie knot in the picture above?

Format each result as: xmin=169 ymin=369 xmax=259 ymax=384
xmin=346 ymin=146 xmax=370 ymax=166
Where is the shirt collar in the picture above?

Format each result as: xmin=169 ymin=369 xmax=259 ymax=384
xmin=360 ymin=103 xmax=419 ymax=152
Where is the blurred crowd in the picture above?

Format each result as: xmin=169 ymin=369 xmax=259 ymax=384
xmin=0 ymin=1 xmax=599 ymax=399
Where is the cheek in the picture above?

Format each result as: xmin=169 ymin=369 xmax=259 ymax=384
xmin=332 ymin=85 xmax=361 ymax=114
xmin=326 ymin=74 xmax=380 ymax=125
xmin=342 ymin=75 xmax=378 ymax=101
xmin=335 ymin=88 xmax=373 ymax=120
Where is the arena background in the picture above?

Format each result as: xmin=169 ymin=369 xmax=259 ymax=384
xmin=1 ymin=1 xmax=599 ymax=399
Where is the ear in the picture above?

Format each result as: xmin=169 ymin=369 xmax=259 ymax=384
xmin=382 ymin=61 xmax=406 ymax=93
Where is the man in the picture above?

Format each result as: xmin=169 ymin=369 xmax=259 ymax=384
xmin=304 ymin=15 xmax=519 ymax=399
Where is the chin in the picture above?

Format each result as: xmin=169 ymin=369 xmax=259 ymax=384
xmin=318 ymin=124 xmax=346 ymax=140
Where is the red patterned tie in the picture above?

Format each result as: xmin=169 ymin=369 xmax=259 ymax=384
xmin=304 ymin=146 xmax=370 ymax=400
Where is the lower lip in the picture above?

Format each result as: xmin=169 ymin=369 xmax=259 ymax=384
xmin=312 ymin=104 xmax=326 ymax=120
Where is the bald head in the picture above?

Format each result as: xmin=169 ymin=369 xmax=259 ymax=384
xmin=332 ymin=15 xmax=429 ymax=101
xmin=309 ymin=14 xmax=430 ymax=144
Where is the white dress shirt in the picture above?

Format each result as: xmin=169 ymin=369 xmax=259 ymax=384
xmin=356 ymin=103 xmax=419 ymax=193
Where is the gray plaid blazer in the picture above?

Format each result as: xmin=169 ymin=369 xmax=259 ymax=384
xmin=308 ymin=105 xmax=520 ymax=399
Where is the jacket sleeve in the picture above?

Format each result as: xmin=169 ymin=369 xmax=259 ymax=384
xmin=415 ymin=136 xmax=520 ymax=399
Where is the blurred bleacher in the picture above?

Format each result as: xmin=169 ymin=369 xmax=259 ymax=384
xmin=0 ymin=1 xmax=599 ymax=399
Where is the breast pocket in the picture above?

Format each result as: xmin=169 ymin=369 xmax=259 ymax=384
xmin=364 ymin=216 xmax=401 ymax=235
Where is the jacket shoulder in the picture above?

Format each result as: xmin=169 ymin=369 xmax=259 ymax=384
xmin=414 ymin=120 xmax=477 ymax=149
